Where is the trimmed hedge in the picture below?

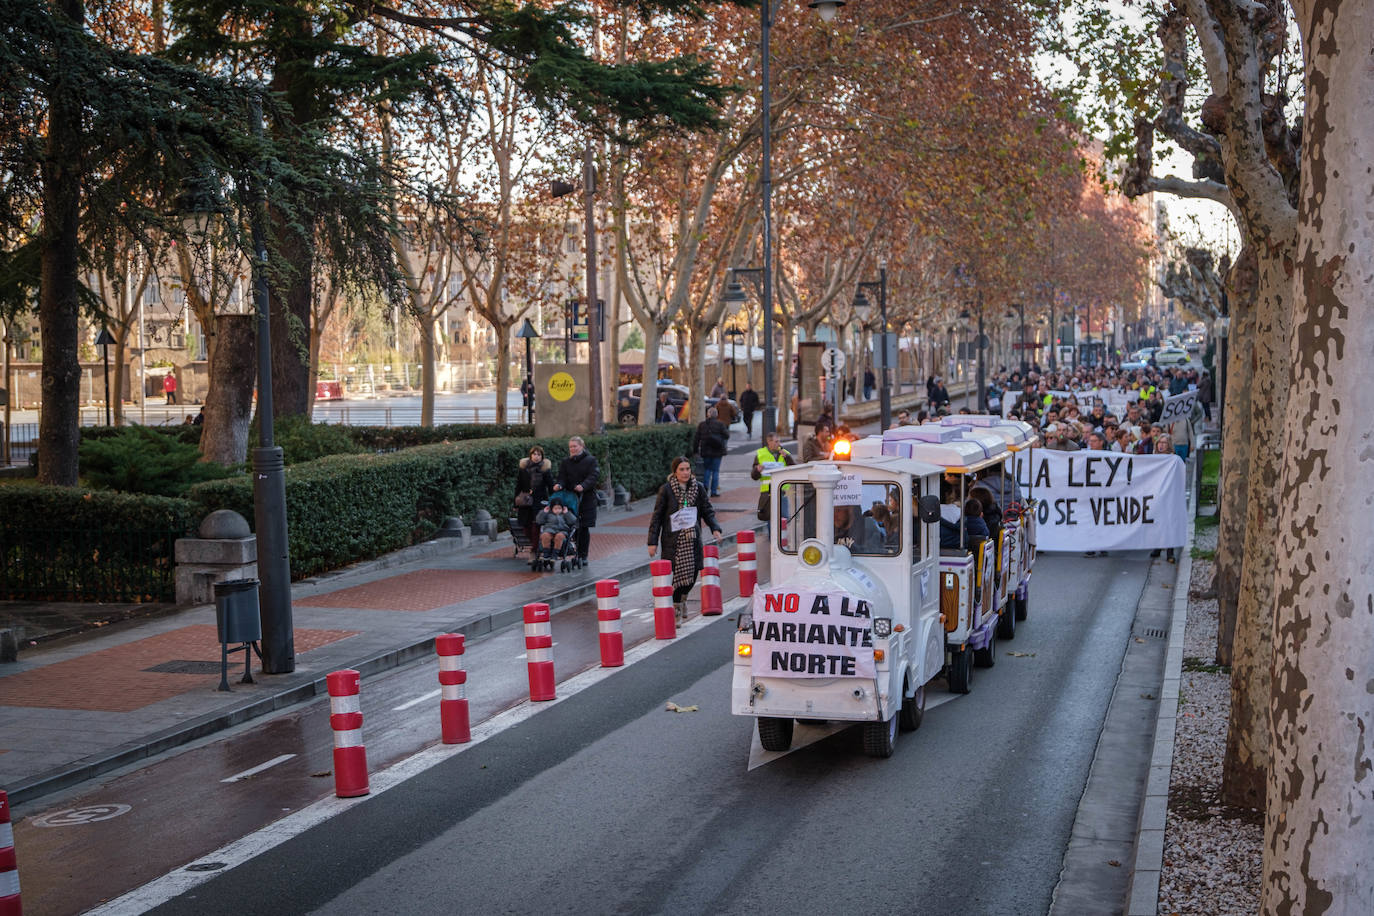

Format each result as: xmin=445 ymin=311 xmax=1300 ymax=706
xmin=0 ymin=486 xmax=197 ymax=602
xmin=190 ymin=425 xmax=693 ymax=579
xmin=344 ymin=423 xmax=535 ymax=451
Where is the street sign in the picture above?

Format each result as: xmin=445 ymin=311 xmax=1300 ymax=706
xmin=820 ymin=347 xmax=846 ymax=375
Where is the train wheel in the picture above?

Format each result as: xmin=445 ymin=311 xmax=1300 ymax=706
xmin=758 ymin=717 xmax=793 ymax=752
xmin=974 ymin=631 xmax=997 ymax=668
xmin=996 ymin=604 xmax=1016 ymax=641
xmin=863 ymin=712 xmax=899 ymax=758
xmin=948 ymin=648 xmax=973 ymax=694
xmin=1014 ymin=584 xmax=1029 ymax=621
xmin=898 ymin=681 xmax=925 ymax=732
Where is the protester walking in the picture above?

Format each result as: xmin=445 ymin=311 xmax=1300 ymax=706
xmin=554 ymin=436 xmax=599 ymax=564
xmin=163 ymin=370 xmax=177 ymax=405
xmin=693 ymin=406 xmax=730 ymax=497
xmin=647 ymin=456 xmax=723 ymax=623
xmin=739 ymin=382 xmax=760 ymax=436
xmin=1197 ymin=370 xmax=1213 ymax=421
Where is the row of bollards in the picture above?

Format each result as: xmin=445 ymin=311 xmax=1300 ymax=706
xmin=320 ymin=541 xmax=761 ymax=800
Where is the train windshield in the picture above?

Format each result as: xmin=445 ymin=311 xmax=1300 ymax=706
xmin=777 ymin=480 xmax=902 ymax=557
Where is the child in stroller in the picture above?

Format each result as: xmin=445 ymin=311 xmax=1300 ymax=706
xmin=533 ymin=490 xmax=582 ymax=572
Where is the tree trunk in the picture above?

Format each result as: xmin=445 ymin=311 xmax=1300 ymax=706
xmin=36 ymin=0 xmax=85 ymax=486
xmin=1220 ymin=243 xmax=1292 ymax=809
xmin=1214 ymin=246 xmax=1258 ymax=665
xmin=112 ymin=338 xmax=128 ymax=426
xmin=200 ymin=314 xmax=256 ymax=465
xmin=493 ymin=325 xmax=511 ymax=424
xmin=419 ymin=315 xmax=436 ymax=427
xmin=1264 ymin=3 xmax=1374 ymax=909
xmin=638 ymin=320 xmax=663 ymax=425
xmin=306 ymin=319 xmax=322 ymax=421
xmin=268 ymin=208 xmax=313 ymax=418
xmin=687 ymin=328 xmax=708 ymax=425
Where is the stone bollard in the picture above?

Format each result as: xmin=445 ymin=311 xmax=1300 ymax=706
xmin=174 ymin=510 xmax=258 ymax=607
xmin=471 ymin=509 xmax=498 ymax=541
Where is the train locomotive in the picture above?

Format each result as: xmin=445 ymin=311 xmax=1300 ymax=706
xmin=732 ymin=418 xmax=1038 ymax=758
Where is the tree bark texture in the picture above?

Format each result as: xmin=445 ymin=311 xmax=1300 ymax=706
xmin=418 ymin=316 xmax=437 ymax=427
xmin=199 ymin=314 xmax=256 ymax=465
xmin=267 ymin=210 xmax=313 ymax=418
xmin=36 ymin=0 xmax=86 ymax=486
xmin=1263 ymin=1 xmax=1374 ymax=911
xmin=1212 ymin=240 xmax=1257 ymax=668
xmin=1221 ymin=241 xmax=1292 ymax=809
xmin=493 ymin=326 xmax=512 ymax=425
xmin=637 ymin=320 xmax=665 ymax=425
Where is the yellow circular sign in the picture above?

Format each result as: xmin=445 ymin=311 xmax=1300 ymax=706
xmin=547 ymin=372 xmax=576 ymax=402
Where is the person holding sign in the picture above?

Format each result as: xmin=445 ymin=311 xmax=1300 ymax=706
xmin=647 ymin=456 xmax=724 ymax=622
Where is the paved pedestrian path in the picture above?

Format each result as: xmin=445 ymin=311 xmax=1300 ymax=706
xmin=0 ymin=445 xmax=780 ymax=806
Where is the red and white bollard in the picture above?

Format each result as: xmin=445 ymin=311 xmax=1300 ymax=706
xmin=651 ymin=559 xmax=676 ymax=640
xmin=737 ymin=530 xmax=758 ymax=598
xmin=523 ymin=603 xmax=555 ymax=701
xmin=701 ymin=545 xmax=724 ymax=616
xmin=0 ymin=791 xmax=20 ymax=916
xmin=435 ymin=633 xmax=471 ymax=744
xmin=596 ymin=580 xmax=624 ymax=667
xmin=326 ymin=669 xmax=369 ymax=798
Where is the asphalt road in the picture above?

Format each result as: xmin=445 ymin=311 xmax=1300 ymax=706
xmin=118 ymin=549 xmax=1152 ymax=916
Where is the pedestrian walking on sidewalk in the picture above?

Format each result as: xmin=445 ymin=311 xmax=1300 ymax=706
xmin=554 ymin=436 xmax=599 ymax=564
xmin=163 ymin=370 xmax=178 ymax=405
xmin=693 ymin=406 xmax=729 ymax=497
xmin=647 ymin=456 xmax=723 ymax=623
xmin=514 ymin=445 xmax=553 ymax=548
xmin=739 ymin=382 xmax=760 ymax=436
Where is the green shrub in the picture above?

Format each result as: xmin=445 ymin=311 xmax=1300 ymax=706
xmin=81 ymin=424 xmax=203 ymax=446
xmin=0 ymin=485 xmax=197 ymax=601
xmin=190 ymin=424 xmax=693 ymax=579
xmin=79 ymin=426 xmax=238 ymax=496
xmin=250 ymin=414 xmax=365 ymax=464
xmin=344 ymin=423 xmax=534 ymax=451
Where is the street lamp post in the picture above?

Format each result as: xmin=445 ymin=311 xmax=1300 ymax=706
xmin=853 ymin=262 xmax=890 ymax=429
xmin=246 ymin=97 xmax=294 ymax=675
xmin=516 ymin=318 xmax=540 ymax=423
xmin=726 ymin=328 xmax=745 ymax=398
xmin=95 ymin=327 xmax=115 ymax=426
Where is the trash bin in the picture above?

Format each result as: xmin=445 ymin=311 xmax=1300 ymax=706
xmin=214 ymin=578 xmax=261 ymax=644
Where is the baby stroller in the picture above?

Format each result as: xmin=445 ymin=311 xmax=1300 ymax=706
xmin=533 ymin=490 xmax=583 ymax=573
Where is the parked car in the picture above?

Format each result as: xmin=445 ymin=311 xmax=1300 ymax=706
xmin=1154 ymin=347 xmax=1191 ymax=366
xmin=615 ymin=383 xmax=737 ymax=424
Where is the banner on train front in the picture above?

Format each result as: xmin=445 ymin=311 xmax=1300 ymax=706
xmin=1013 ymin=450 xmax=1187 ymax=551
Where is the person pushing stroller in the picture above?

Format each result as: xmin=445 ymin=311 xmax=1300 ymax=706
xmin=533 ymin=490 xmax=580 ymax=571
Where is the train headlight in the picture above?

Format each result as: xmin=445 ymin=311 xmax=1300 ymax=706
xmin=872 ymin=617 xmax=893 ymax=638
xmin=801 ymin=544 xmax=823 ymax=567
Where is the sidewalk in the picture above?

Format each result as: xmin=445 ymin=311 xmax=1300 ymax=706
xmin=0 ymin=448 xmax=771 ymax=807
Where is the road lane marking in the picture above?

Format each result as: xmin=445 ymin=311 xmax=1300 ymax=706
xmin=32 ymin=804 xmax=133 ymax=826
xmin=393 ymin=690 xmax=441 ymax=712
xmin=89 ymin=600 xmax=739 ymax=916
xmin=221 ymin=754 xmax=297 ymax=784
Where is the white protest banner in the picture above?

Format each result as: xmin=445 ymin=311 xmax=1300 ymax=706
xmin=1158 ymin=389 xmax=1199 ymax=424
xmin=750 ymin=588 xmax=875 ymax=678
xmin=833 ymin=473 xmax=862 ymax=506
xmin=1100 ymin=388 xmax=1137 ymax=418
xmin=1012 ymin=450 xmax=1187 ymax=551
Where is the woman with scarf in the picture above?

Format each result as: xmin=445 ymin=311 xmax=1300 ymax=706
xmin=647 ymin=456 xmax=724 ymax=623
xmin=514 ymin=445 xmax=553 ymax=551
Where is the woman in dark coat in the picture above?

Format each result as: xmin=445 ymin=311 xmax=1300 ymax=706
xmin=555 ymin=436 xmax=600 ymax=562
xmin=514 ymin=445 xmax=553 ymax=547
xmin=647 ymin=455 xmax=723 ymax=622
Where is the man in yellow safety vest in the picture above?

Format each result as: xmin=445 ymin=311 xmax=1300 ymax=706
xmin=751 ymin=431 xmax=795 ymax=521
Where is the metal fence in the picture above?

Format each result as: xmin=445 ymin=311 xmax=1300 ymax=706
xmin=0 ymin=527 xmax=182 ymax=602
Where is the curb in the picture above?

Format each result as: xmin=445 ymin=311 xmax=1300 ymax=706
xmin=1125 ymin=520 xmax=1195 ymax=915
xmin=5 ymin=520 xmax=765 ymax=808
